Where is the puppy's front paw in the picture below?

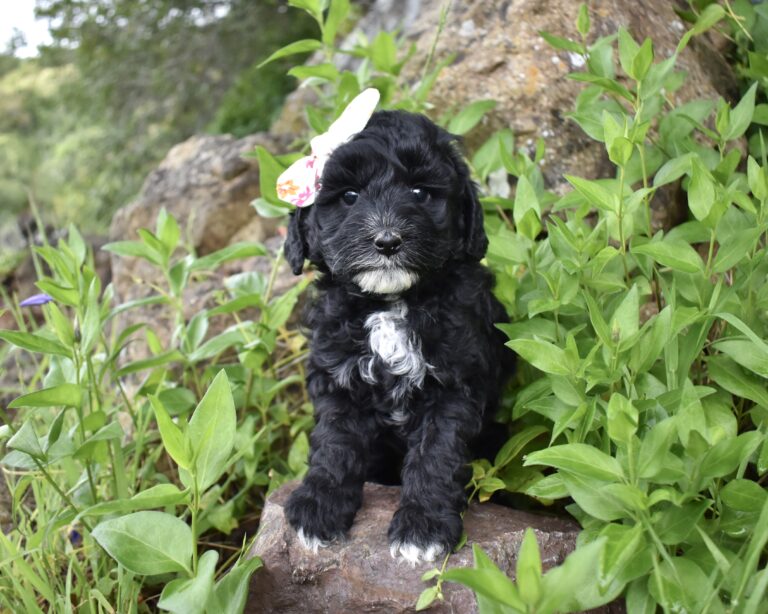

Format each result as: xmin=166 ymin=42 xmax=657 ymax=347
xmin=387 ymin=504 xmax=461 ymax=565
xmin=389 ymin=540 xmax=444 ymax=564
xmin=284 ymin=483 xmax=356 ymax=552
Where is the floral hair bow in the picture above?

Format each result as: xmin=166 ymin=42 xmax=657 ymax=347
xmin=276 ymin=88 xmax=381 ymax=207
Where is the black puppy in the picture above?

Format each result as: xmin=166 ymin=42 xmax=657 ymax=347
xmin=283 ymin=109 xmax=513 ymax=564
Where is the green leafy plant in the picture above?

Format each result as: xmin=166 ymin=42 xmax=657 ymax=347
xmin=0 ymin=208 xmax=311 ymax=611
xmin=431 ymin=3 xmax=768 ymax=612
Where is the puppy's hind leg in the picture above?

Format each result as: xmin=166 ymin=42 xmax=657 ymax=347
xmin=284 ymin=390 xmax=376 ymax=551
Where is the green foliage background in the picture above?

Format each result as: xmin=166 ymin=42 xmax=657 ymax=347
xmin=2 ymin=0 xmax=768 ymax=613
xmin=0 ymin=0 xmax=315 ymax=234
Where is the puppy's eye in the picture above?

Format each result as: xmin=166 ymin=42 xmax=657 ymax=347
xmin=411 ymin=187 xmax=429 ymax=203
xmin=342 ymin=190 xmax=359 ymax=205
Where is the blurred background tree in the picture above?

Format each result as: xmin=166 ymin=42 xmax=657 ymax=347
xmin=0 ymin=0 xmax=315 ymax=234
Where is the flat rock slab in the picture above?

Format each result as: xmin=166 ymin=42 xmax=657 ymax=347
xmin=247 ymin=482 xmax=614 ymax=613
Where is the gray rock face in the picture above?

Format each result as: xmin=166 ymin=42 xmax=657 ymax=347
xmin=247 ymin=482 xmax=610 ymax=613
xmin=109 ymin=133 xmax=285 ymax=255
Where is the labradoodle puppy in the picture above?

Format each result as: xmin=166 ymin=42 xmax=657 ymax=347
xmin=283 ymin=109 xmax=514 ymax=564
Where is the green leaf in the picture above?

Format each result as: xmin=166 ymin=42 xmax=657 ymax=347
xmin=648 ymin=556 xmax=710 ymax=612
xmin=254 ymin=146 xmax=289 ymax=205
xmin=415 ymin=586 xmax=439 ymax=611
xmin=0 ymin=330 xmax=71 ymax=358
xmin=721 ymin=479 xmax=768 ymax=513
xmin=448 ymin=100 xmax=497 ymax=136
xmin=734 ymin=497 xmax=768 ymax=606
xmin=73 ymin=422 xmax=124 ymax=460
xmin=92 ymin=511 xmax=193 ymax=576
xmin=539 ymin=31 xmax=584 ymax=54
xmin=186 ymin=370 xmax=236 ymax=491
xmin=576 ymin=4 xmax=590 ymax=37
xmin=512 ymin=175 xmax=541 ymax=240
xmin=506 ymin=338 xmax=572 ymax=376
xmin=630 ymin=306 xmax=672 ymax=373
xmin=539 ymin=538 xmax=618 ymax=612
xmin=150 ymin=396 xmax=191 ymax=470
xmin=189 ymin=243 xmax=267 ymax=272
xmin=560 ymin=473 xmax=631 ymax=521
xmin=188 ymin=327 xmax=247 ymax=363
xmin=606 ymin=393 xmax=638 ymax=445
xmin=632 ymin=239 xmax=703 ymax=273
xmin=516 ymin=528 xmax=542 ymax=604
xmin=565 ymin=175 xmax=617 ymax=212
xmin=713 ymin=228 xmax=761 ymax=272
xmin=699 ymin=432 xmax=762 ymax=481
xmin=631 ymin=38 xmax=653 ymax=81
xmin=715 ymin=312 xmax=768 ymax=355
xmin=714 ymin=339 xmax=768 ymax=378
xmin=116 ymin=349 xmax=184 ymax=377
xmin=747 ymin=156 xmax=767 ymax=200
xmin=47 ymin=303 xmax=74 ymax=346
xmin=523 ymin=473 xmax=568 ymax=500
xmin=609 ymin=136 xmax=633 ymax=166
xmin=7 ymin=421 xmax=45 ymax=460
xmin=618 ymin=27 xmax=640 ymax=79
xmin=258 ymin=39 xmax=323 ymax=68
xmin=706 ymin=355 xmax=768 ymax=408
xmin=524 ymin=444 xmax=624 ymax=482
xmin=287 ymin=431 xmax=309 ymax=476
xmin=610 ymin=284 xmax=639 ymax=347
xmin=677 ymin=3 xmax=725 ymax=52
xmin=688 ymin=159 xmax=715 ymax=222
xmin=323 ymin=0 xmax=350 ymax=47
xmin=8 ymin=384 xmax=82 ymax=409
xmin=723 ymin=82 xmax=757 ymax=141
xmin=370 ymin=31 xmax=398 ymax=73
xmin=102 ymin=240 xmax=163 ymax=266
xmin=251 ymin=197 xmax=292 ymax=218
xmin=676 ymin=379 xmax=709 ymax=447
xmin=81 ymin=485 xmax=190 ymax=518
xmin=158 ymin=550 xmax=217 ymax=614
xmin=442 ymin=545 xmax=526 ymax=609
xmin=493 ymin=425 xmax=548 ymax=469
xmin=653 ymin=153 xmax=695 ymax=187
xmin=568 ymin=72 xmax=634 ymax=102
xmin=206 ymin=556 xmax=263 ymax=614
xmin=156 ymin=209 xmax=180 ymax=254
xmin=637 ymin=418 xmax=678 ymax=479
xmin=289 ymin=63 xmax=340 ymax=82
xmin=654 ymin=500 xmax=710 ymax=545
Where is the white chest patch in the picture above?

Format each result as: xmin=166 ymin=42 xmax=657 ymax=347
xmin=360 ymin=302 xmax=427 ymax=402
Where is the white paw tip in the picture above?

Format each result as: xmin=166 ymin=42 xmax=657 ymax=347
xmin=389 ymin=541 xmax=443 ymax=565
xmin=297 ymin=528 xmax=327 ymax=554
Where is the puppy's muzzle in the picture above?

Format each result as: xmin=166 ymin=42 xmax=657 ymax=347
xmin=374 ymin=230 xmax=402 ymax=256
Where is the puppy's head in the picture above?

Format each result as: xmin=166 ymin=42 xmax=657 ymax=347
xmin=284 ymin=110 xmax=487 ymax=294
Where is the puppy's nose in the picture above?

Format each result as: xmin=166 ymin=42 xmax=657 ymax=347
xmin=374 ymin=230 xmax=402 ymax=256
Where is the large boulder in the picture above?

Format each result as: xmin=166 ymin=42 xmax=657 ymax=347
xmin=247 ymin=482 xmax=621 ymax=613
xmin=109 ymin=133 xmax=285 ymax=256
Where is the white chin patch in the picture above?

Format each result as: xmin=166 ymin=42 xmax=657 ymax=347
xmin=390 ymin=541 xmax=443 ymax=565
xmin=353 ymin=268 xmax=419 ymax=295
xmin=297 ymin=528 xmax=327 ymax=554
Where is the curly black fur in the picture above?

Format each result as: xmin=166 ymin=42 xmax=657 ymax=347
xmin=283 ymin=110 xmax=514 ymax=561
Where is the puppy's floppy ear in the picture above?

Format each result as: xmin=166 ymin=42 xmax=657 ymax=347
xmin=284 ymin=209 xmax=308 ymax=275
xmin=461 ymin=176 xmax=488 ymax=261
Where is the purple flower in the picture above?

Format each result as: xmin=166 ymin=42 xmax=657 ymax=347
xmin=68 ymin=529 xmax=82 ymax=547
xmin=20 ymin=293 xmax=53 ymax=307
